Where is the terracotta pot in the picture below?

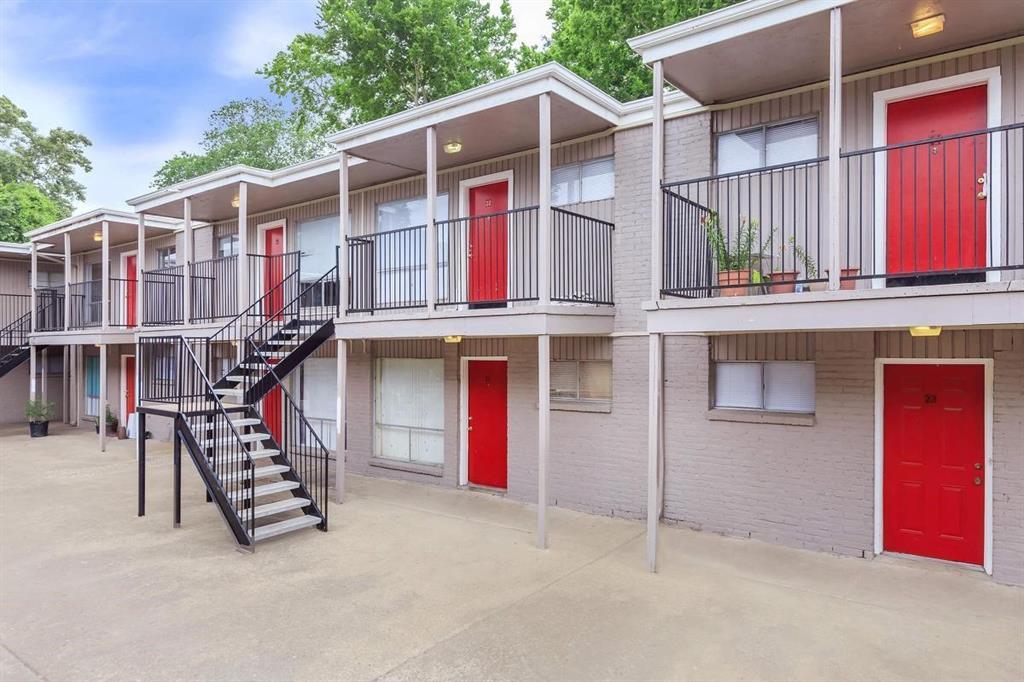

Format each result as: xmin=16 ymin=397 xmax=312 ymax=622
xmin=767 ymin=271 xmax=799 ymax=294
xmin=717 ymin=269 xmax=751 ymax=297
xmin=826 ymin=268 xmax=860 ymax=291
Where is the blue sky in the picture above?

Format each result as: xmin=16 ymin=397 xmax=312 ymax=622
xmin=0 ymin=0 xmax=551 ymax=212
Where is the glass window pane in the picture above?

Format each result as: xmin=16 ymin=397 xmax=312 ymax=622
xmin=579 ymin=360 xmax=612 ymax=400
xmin=551 ymin=361 xmax=578 ymax=399
xmin=376 ymin=193 xmax=447 ymax=231
xmin=763 ymin=362 xmax=815 ymax=413
xmin=580 ymin=158 xmax=614 ymax=202
xmin=375 ymin=358 xmax=444 ymax=464
xmin=717 ymin=129 xmax=763 ymax=174
xmin=551 ymin=165 xmax=579 ymax=206
xmin=766 ymin=119 xmax=819 ymax=166
xmin=714 ymin=362 xmax=763 ymax=409
xmin=298 ymin=215 xmax=340 ymax=279
xmin=216 ymin=234 xmax=238 ymax=258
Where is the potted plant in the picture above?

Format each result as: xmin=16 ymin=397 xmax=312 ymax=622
xmin=767 ymin=237 xmax=818 ymax=294
xmin=104 ymin=406 xmax=118 ymax=436
xmin=704 ymin=215 xmax=768 ymax=297
xmin=25 ymin=398 xmax=55 ymax=438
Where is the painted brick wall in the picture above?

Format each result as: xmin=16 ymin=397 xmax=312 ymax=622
xmin=988 ymin=331 xmax=1023 ymax=585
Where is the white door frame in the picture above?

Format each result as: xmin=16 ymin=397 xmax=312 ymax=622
xmin=871 ymin=67 xmax=1002 ymax=288
xmin=120 ymin=353 xmax=135 ymax=426
xmin=458 ymin=355 xmax=509 ymax=487
xmin=118 ymin=250 xmax=138 ymax=327
xmin=255 ymin=219 xmax=288 ymax=309
xmin=873 ymin=358 xmax=994 ymax=574
xmin=457 ymin=170 xmax=514 ymax=307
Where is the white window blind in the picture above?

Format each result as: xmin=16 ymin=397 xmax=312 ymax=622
xmin=551 ymin=157 xmax=614 ymax=206
xmin=216 ymin=233 xmax=238 ymax=258
xmin=714 ymin=362 xmax=764 ymax=409
xmin=298 ymin=215 xmax=339 ymax=279
xmin=717 ymin=119 xmax=819 ymax=174
xmin=300 ymin=358 xmax=337 ymax=451
xmin=714 ymin=361 xmax=815 ymax=413
xmin=550 ymin=360 xmax=612 ymax=402
xmin=375 ymin=358 xmax=444 ymax=465
xmin=717 ymin=128 xmax=764 ymax=174
xmin=376 ymin=194 xmax=449 ymax=231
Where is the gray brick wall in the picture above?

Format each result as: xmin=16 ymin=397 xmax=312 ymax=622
xmin=991 ymin=330 xmax=1023 ymax=585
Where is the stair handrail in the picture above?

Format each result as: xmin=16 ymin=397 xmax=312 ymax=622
xmin=0 ymin=310 xmax=31 ymax=348
xmin=243 ymin=264 xmax=339 ymax=352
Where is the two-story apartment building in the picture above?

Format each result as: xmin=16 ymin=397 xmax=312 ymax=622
xmin=4 ymin=0 xmax=1020 ymax=583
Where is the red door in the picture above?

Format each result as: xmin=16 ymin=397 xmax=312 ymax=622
xmin=468 ymin=181 xmax=508 ymax=304
xmin=124 ymin=356 xmax=136 ymax=420
xmin=263 ymin=226 xmax=286 ymax=318
xmin=883 ymin=364 xmax=985 ymax=565
xmin=125 ymin=254 xmax=137 ymax=327
xmin=886 ymin=85 xmax=988 ymax=277
xmin=467 ymin=360 xmax=507 ymax=489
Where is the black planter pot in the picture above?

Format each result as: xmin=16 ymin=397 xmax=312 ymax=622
xmin=29 ymin=421 xmax=49 ymax=438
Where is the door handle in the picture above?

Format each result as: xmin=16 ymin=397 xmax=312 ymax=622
xmin=977 ymin=173 xmax=988 ymax=200
xmin=973 ymin=477 xmax=982 ymax=486
xmin=467 ymin=426 xmax=473 ymax=431
xmin=974 ymin=462 xmax=982 ymax=470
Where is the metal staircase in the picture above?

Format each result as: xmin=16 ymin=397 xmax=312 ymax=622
xmin=138 ymin=260 xmax=338 ymax=549
xmin=0 ymin=311 xmax=32 ymax=379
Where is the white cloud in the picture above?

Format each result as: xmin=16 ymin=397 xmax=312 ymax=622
xmin=216 ymin=0 xmax=318 ymax=79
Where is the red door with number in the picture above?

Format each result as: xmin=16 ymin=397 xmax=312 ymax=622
xmin=467 ymin=360 xmax=507 ymax=489
xmin=886 ymin=85 xmax=988 ymax=278
xmin=125 ymin=254 xmax=137 ymax=327
xmin=468 ymin=181 xmax=508 ymax=304
xmin=263 ymin=225 xmax=286 ymax=318
xmin=883 ymin=363 xmax=985 ymax=565
xmin=124 ymin=356 xmax=136 ymax=422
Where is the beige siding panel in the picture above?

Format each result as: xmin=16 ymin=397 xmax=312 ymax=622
xmin=711 ymin=333 xmax=816 ymax=361
xmin=373 ymin=339 xmax=443 ymax=358
xmin=0 ymin=259 xmax=32 ymax=295
xmin=551 ymin=336 xmax=613 ymax=361
xmin=874 ymin=329 xmax=995 ymax=359
xmin=460 ymin=338 xmax=507 ymax=357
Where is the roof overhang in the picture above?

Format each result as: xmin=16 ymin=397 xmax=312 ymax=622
xmin=629 ymin=0 xmax=1024 ymax=105
xmin=26 ymin=209 xmax=179 ymax=252
xmin=327 ymin=63 xmax=624 ymax=172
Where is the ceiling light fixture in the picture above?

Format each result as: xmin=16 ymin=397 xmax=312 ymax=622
xmin=910 ymin=14 xmax=944 ymax=39
xmin=443 ymin=335 xmax=462 ymax=344
xmin=92 ymin=231 xmax=103 ymax=242
xmin=909 ymin=326 xmax=942 ymax=337
xmin=443 ymin=140 xmax=463 ymax=154
xmin=231 ymin=194 xmax=241 ymax=209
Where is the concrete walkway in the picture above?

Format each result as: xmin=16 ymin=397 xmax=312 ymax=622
xmin=1 ymin=424 xmax=1021 ymax=681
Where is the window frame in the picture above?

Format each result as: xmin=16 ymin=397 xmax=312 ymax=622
xmin=215 ymin=233 xmax=238 ymax=258
xmin=550 ymin=156 xmax=615 ymax=207
xmin=550 ymin=359 xmax=612 ymax=413
xmin=711 ymin=360 xmax=816 ymax=416
xmin=714 ymin=116 xmax=821 ymax=175
xmin=155 ymin=246 xmax=177 ymax=269
xmin=372 ymin=357 xmax=445 ymax=469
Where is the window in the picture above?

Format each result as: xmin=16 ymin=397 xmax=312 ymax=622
xmin=716 ymin=118 xmax=819 ymax=174
xmin=551 ymin=360 xmax=612 ymax=403
xmin=85 ymin=356 xmax=100 ymax=417
xmin=34 ymin=270 xmax=64 ymax=289
xmin=376 ymin=194 xmax=449 ymax=232
xmin=374 ymin=194 xmax=450 ymax=307
xmin=374 ymin=358 xmax=444 ymax=466
xmin=551 ymin=157 xmax=614 ymax=206
xmin=299 ymin=358 xmax=337 ymax=451
xmin=298 ymin=215 xmax=339 ymax=280
xmin=713 ymin=361 xmax=815 ymax=413
xmin=156 ymin=246 xmax=176 ymax=269
xmin=215 ymin=234 xmax=238 ymax=258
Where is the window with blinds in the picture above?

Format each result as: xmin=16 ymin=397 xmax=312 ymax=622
xmin=716 ymin=118 xmax=819 ymax=174
xmin=374 ymin=358 xmax=444 ymax=465
xmin=551 ymin=157 xmax=614 ymax=206
xmin=551 ymin=360 xmax=612 ymax=404
xmin=713 ymin=361 xmax=815 ymax=413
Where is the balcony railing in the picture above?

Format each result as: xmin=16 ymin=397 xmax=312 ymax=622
xmin=35 ymin=288 xmax=65 ymax=331
xmin=662 ymin=123 xmax=1023 ymax=298
xmin=143 ymin=266 xmax=185 ymax=326
xmin=345 ymin=206 xmax=613 ymax=313
xmin=190 ymin=255 xmax=238 ymax=323
xmin=69 ymin=281 xmax=102 ymax=329
xmin=0 ymin=294 xmax=31 ymax=347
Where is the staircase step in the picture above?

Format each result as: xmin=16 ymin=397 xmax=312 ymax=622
xmin=213 ymin=387 xmax=243 ymax=397
xmin=253 ymin=514 xmax=321 ymax=542
xmin=263 ymin=339 xmax=299 ymax=346
xmin=252 ymin=497 xmax=311 ymax=519
xmin=191 ymin=417 xmax=262 ymax=432
xmin=230 ymin=418 xmax=263 ymax=428
xmin=199 ymin=432 xmax=271 ymax=448
xmin=225 ymin=374 xmax=248 ymax=383
xmin=229 ymin=480 xmax=299 ymax=502
xmin=221 ymin=464 xmax=291 ymax=481
xmin=219 ymin=448 xmax=280 ymax=463
xmin=239 ymin=362 xmax=268 ymax=370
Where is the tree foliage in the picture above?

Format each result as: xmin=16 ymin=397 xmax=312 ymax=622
xmin=518 ymin=0 xmax=743 ymax=102
xmin=151 ymin=98 xmax=324 ymax=188
xmin=261 ymin=0 xmax=518 ymax=133
xmin=0 ymin=96 xmax=92 ymax=239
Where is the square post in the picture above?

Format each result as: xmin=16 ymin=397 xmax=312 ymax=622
xmin=173 ymin=428 xmax=182 ymax=527
xmin=28 ymin=346 xmax=36 ymax=401
xmin=101 ymin=221 xmax=110 ymax=329
xmin=646 ymin=332 xmax=663 ymax=572
xmin=63 ymin=233 xmax=71 ymax=330
xmin=183 ymin=198 xmax=193 ymax=324
xmin=74 ymin=345 xmax=82 ymax=426
xmin=99 ymin=344 xmax=107 ymax=452
xmin=62 ymin=346 xmax=69 ymax=423
xmin=651 ymin=60 xmax=665 ymax=302
xmin=538 ymin=94 xmax=552 ymax=305
xmin=136 ymin=214 xmax=146 ymax=327
xmin=426 ymin=126 xmax=438 ymax=311
xmin=537 ymin=333 xmax=550 ymax=549
xmin=236 ymin=182 xmax=249 ymax=315
xmin=29 ymin=242 xmax=37 ymax=333
xmin=827 ymin=7 xmax=843 ymax=291
xmin=335 ymin=339 xmax=347 ymax=503
xmin=41 ymin=346 xmax=48 ymax=405
xmin=338 ymin=153 xmax=350 ymax=317
xmin=137 ymin=411 xmax=146 ymax=516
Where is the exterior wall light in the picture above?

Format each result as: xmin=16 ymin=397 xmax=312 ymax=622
xmin=909 ymin=326 xmax=942 ymax=337
xmin=443 ymin=141 xmax=462 ymax=154
xmin=910 ymin=14 xmax=944 ymax=39
xmin=231 ymin=194 xmax=241 ymax=209
xmin=93 ymin=231 xmax=103 ymax=242
xmin=443 ymin=335 xmax=462 ymax=344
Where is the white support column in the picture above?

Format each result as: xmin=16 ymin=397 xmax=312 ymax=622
xmin=41 ymin=346 xmax=48 ymax=405
xmin=335 ymin=339 xmax=347 ymax=503
xmin=74 ymin=345 xmax=82 ymax=427
xmin=28 ymin=346 xmax=36 ymax=401
xmin=237 ymin=182 xmax=249 ymax=314
xmin=645 ymin=332 xmax=663 ymax=573
xmin=101 ymin=220 xmax=110 ymax=329
xmin=537 ymin=333 xmax=550 ymax=549
xmin=651 ymin=61 xmax=665 ymax=303
xmin=538 ymin=93 xmax=552 ymax=305
xmin=183 ymin=198 xmax=193 ymax=324
xmin=29 ymin=243 xmax=37 ymax=333
xmin=136 ymin=214 xmax=145 ymax=327
xmin=827 ymin=7 xmax=843 ymax=291
xmin=62 ymin=346 xmax=69 ymax=424
xmin=63 ymin=233 xmax=71 ymax=330
xmin=425 ymin=127 xmax=438 ymax=311
xmin=338 ymin=153 xmax=350 ymax=317
xmin=99 ymin=344 xmax=107 ymax=452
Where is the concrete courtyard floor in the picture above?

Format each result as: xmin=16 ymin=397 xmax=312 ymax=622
xmin=1 ymin=424 xmax=1022 ymax=682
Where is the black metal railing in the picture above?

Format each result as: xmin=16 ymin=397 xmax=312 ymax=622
xmin=68 ymin=281 xmax=102 ymax=329
xmin=347 ymin=224 xmax=427 ymax=312
xmin=247 ymin=251 xmax=301 ymax=316
xmin=551 ymin=208 xmax=615 ymax=305
xmin=143 ymin=266 xmax=185 ymax=326
xmin=840 ymin=122 xmax=1024 ymax=286
xmin=108 ymin=277 xmax=137 ymax=327
xmin=190 ymin=255 xmax=238 ymax=323
xmin=34 ymin=287 xmax=65 ymax=331
xmin=662 ymin=156 xmax=827 ymax=297
xmin=437 ymin=206 xmax=539 ymax=306
xmin=0 ymin=294 xmax=31 ymax=337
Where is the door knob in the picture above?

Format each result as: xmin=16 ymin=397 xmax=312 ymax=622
xmin=974 ymin=462 xmax=982 ymax=470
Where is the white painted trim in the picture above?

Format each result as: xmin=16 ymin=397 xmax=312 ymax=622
xmin=871 ymin=67 xmax=1003 ymax=288
xmin=118 ymin=249 xmax=138 ymax=327
xmin=457 ymin=170 xmax=515 ymax=308
xmin=873 ymin=358 xmax=994 ymax=576
xmin=256 ymin=218 xmax=288 ymax=255
xmin=119 ymin=353 xmax=135 ymax=426
xmin=458 ymin=355 xmax=509 ymax=488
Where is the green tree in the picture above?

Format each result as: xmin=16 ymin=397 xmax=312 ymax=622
xmin=152 ymin=97 xmax=324 ymax=188
xmin=261 ymin=0 xmax=518 ymax=134
xmin=518 ymin=0 xmax=743 ymax=102
xmin=0 ymin=183 xmax=63 ymax=242
xmin=0 ymin=96 xmax=92 ymax=221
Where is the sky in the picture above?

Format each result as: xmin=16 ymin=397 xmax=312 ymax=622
xmin=0 ymin=0 xmax=553 ymax=213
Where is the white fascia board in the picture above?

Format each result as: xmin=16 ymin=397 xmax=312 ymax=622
xmin=327 ymin=63 xmax=623 ymax=150
xmin=26 ymin=209 xmax=178 ymax=242
xmin=618 ymin=89 xmax=704 ymax=127
xmin=628 ymin=0 xmax=853 ymax=65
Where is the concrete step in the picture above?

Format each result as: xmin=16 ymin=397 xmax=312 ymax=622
xmin=252 ymin=497 xmax=311 ymax=519
xmin=221 ymin=464 xmax=291 ymax=481
xmin=229 ymin=480 xmax=299 ymax=502
xmin=253 ymin=514 xmax=321 ymax=542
